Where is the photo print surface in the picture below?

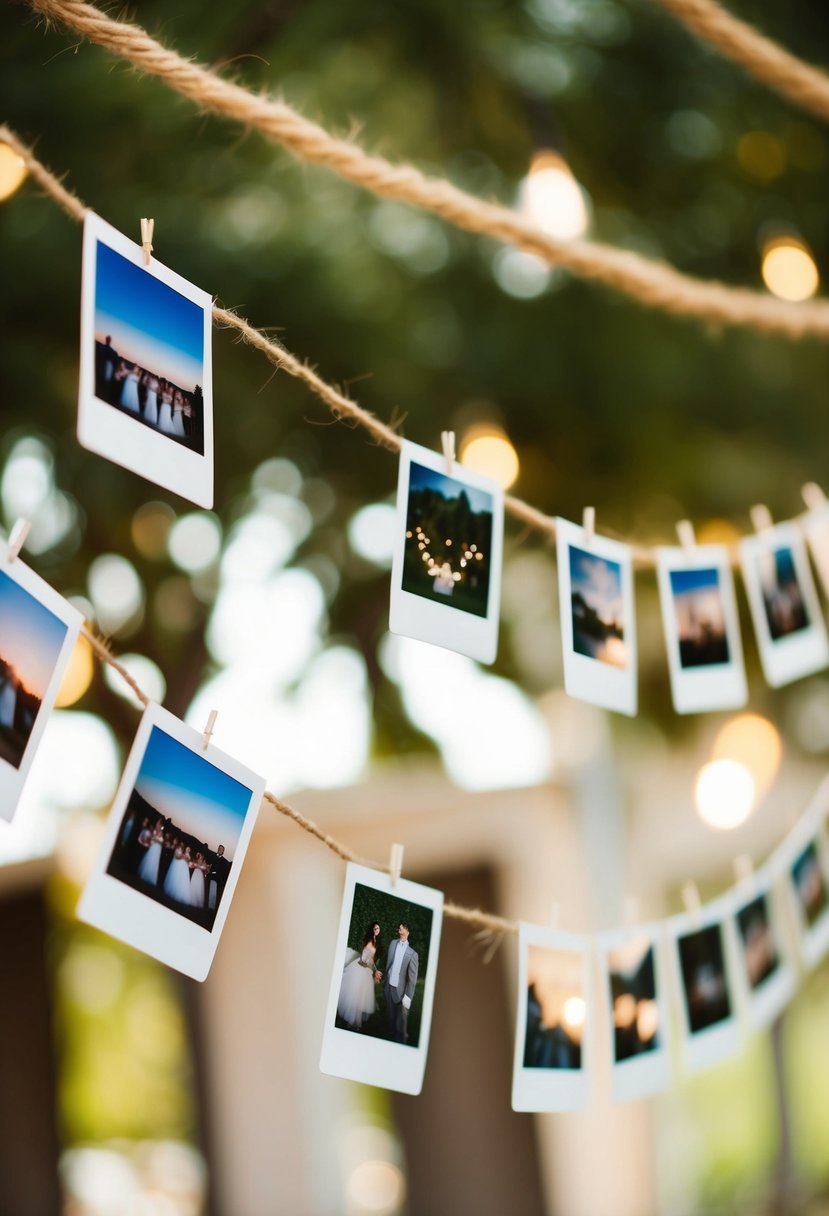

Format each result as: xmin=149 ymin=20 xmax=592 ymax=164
xmin=671 ymin=908 xmax=740 ymax=1071
xmin=79 ymin=212 xmax=214 ymax=508
xmin=0 ymin=553 xmax=81 ymax=823
xmin=78 ymin=703 xmax=264 ymax=981
xmin=789 ymin=836 xmax=829 ymax=967
xmin=740 ymin=524 xmax=829 ymax=688
xmin=556 ymin=517 xmax=637 ymax=716
xmin=599 ymin=926 xmax=670 ymax=1102
xmin=512 ymin=925 xmax=591 ymax=1112
xmin=732 ymin=884 xmax=795 ymax=1028
xmin=390 ymin=440 xmax=504 ymax=664
xmin=106 ymin=725 xmax=251 ymax=932
xmin=321 ymin=863 xmax=444 ymax=1095
xmin=657 ymin=546 xmax=747 ymax=713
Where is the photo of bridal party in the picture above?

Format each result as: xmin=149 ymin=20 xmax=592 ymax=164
xmin=334 ymin=883 xmax=434 ymax=1049
xmin=106 ymin=724 xmax=252 ymax=931
xmin=0 ymin=567 xmax=69 ymax=770
xmin=93 ymin=238 xmax=206 ymax=454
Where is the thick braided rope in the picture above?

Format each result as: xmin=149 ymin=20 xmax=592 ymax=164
xmin=23 ymin=0 xmax=829 ymax=340
xmin=654 ymin=0 xmax=829 ymax=126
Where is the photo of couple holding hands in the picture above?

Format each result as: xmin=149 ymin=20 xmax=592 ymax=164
xmin=335 ymin=887 xmax=434 ymax=1050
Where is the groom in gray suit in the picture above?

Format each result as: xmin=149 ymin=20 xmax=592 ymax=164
xmin=383 ymin=922 xmax=419 ymax=1044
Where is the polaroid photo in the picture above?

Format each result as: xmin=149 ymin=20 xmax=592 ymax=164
xmin=786 ymin=830 xmax=829 ymax=969
xmin=555 ymin=517 xmax=637 ymax=716
xmin=79 ymin=211 xmax=214 ymax=508
xmin=320 ymin=862 xmax=443 ymax=1095
xmin=669 ymin=900 xmax=741 ymax=1073
xmin=512 ymin=923 xmax=592 ymax=1112
xmin=389 ymin=439 xmax=504 ymax=664
xmin=78 ymin=702 xmax=264 ymax=981
xmin=596 ymin=924 xmax=670 ymax=1104
xmin=739 ymin=522 xmax=829 ymax=688
xmin=0 ymin=546 xmax=81 ymax=824
xmin=656 ymin=545 xmax=747 ymax=715
xmin=729 ymin=873 xmax=796 ymax=1030
xmin=803 ymin=501 xmax=829 ymax=602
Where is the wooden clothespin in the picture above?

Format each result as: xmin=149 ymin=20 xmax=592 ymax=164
xmin=389 ymin=842 xmax=404 ymax=888
xmin=681 ymin=880 xmax=701 ymax=918
xmin=676 ymin=519 xmax=696 ymax=553
xmin=802 ymin=482 xmax=827 ymax=512
xmin=6 ymin=518 xmax=30 ymax=563
xmin=750 ymin=503 xmax=774 ymax=534
xmin=201 ymin=708 xmax=218 ymax=751
xmin=440 ymin=431 xmax=455 ymax=477
xmin=582 ymin=506 xmax=595 ymax=547
xmin=140 ymin=217 xmax=155 ymax=267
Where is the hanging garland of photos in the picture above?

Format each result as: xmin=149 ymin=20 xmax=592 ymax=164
xmin=3 ymin=526 xmax=829 ymax=1105
xmin=22 ymin=0 xmax=829 ymax=341
xmin=6 ymin=124 xmax=829 ymax=723
xmin=4 ymin=0 xmax=829 ymax=1101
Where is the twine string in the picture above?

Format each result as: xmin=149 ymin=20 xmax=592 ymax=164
xmin=20 ymin=0 xmax=829 ymax=340
xmin=653 ymin=0 xmax=829 ymax=127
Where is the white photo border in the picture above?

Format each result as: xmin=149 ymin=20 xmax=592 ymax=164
xmin=319 ymin=862 xmax=444 ymax=1096
xmin=739 ymin=522 xmax=829 ymax=688
xmin=77 ymin=702 xmax=265 ymax=981
xmin=512 ymin=923 xmax=592 ymax=1113
xmin=556 ymin=517 xmax=637 ymax=716
xmin=79 ymin=211 xmax=214 ymax=509
xmin=0 ymin=547 xmax=81 ymax=824
xmin=389 ymin=439 xmax=504 ymax=665
xmin=656 ymin=544 xmax=747 ymax=715
xmin=781 ymin=814 xmax=829 ymax=970
xmin=596 ymin=922 xmax=671 ymax=1104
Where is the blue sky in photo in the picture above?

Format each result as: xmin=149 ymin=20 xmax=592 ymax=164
xmin=134 ymin=726 xmax=252 ymax=859
xmin=569 ymin=545 xmax=623 ymax=616
xmin=0 ymin=569 xmax=68 ymax=697
xmin=408 ymin=460 xmax=494 ymax=516
xmin=669 ymin=567 xmax=720 ymax=597
xmin=94 ymin=241 xmax=204 ymax=390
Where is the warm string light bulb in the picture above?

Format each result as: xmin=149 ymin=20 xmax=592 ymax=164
xmin=761 ymin=237 xmax=819 ymax=302
xmin=0 ymin=142 xmax=27 ymax=202
xmin=459 ymin=426 xmax=520 ymax=489
xmin=519 ymin=150 xmax=589 ymax=242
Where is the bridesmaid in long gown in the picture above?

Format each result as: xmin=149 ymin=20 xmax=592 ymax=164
xmin=164 ymin=843 xmax=195 ymax=903
xmin=138 ymin=819 xmax=164 ymax=886
xmin=0 ymin=672 xmax=18 ymax=730
xmin=157 ymin=382 xmax=175 ymax=435
xmin=120 ymin=364 xmax=141 ymax=413
xmin=189 ymin=850 xmax=207 ymax=908
xmin=172 ymin=390 xmax=187 ymax=439
xmin=143 ymin=372 xmax=159 ymax=427
xmin=337 ymin=923 xmax=383 ymax=1028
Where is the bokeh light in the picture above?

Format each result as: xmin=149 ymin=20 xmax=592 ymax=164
xmin=712 ymin=713 xmax=782 ymax=802
xmin=348 ymin=503 xmax=397 ymax=566
xmin=168 ymin=512 xmax=222 ymax=574
xmin=103 ymin=652 xmax=167 ymax=711
xmin=55 ymin=636 xmax=94 ymax=708
xmin=761 ymin=238 xmax=819 ymax=302
xmin=694 ymin=758 xmax=755 ymax=831
xmin=519 ymin=150 xmax=589 ymax=240
xmin=88 ymin=554 xmax=145 ymax=634
xmin=562 ymin=996 xmax=587 ymax=1028
xmin=0 ymin=142 xmax=27 ymax=202
xmin=459 ymin=427 xmax=520 ymax=489
xmin=131 ymin=502 xmax=176 ymax=560
xmin=347 ymin=1160 xmax=406 ymax=1216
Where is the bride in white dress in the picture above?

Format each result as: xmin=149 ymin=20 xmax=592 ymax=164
xmin=138 ymin=820 xmax=164 ymax=886
xmin=337 ymin=923 xmax=382 ymax=1028
xmin=430 ymin=560 xmax=458 ymax=596
xmin=157 ymin=383 xmax=175 ymax=435
xmin=164 ymin=842 xmax=194 ymax=903
xmin=143 ymin=373 xmax=159 ymax=426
